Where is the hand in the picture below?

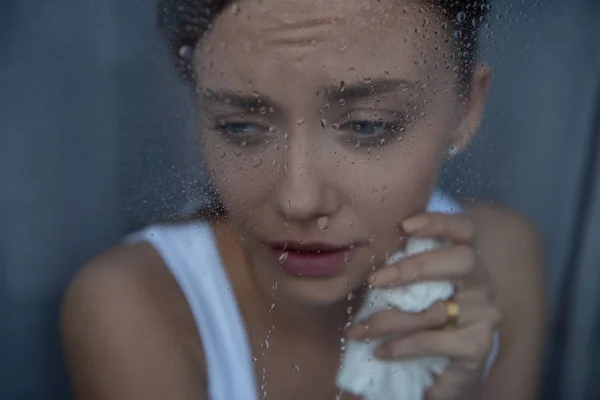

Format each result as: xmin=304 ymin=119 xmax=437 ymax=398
xmin=345 ymin=212 xmax=502 ymax=400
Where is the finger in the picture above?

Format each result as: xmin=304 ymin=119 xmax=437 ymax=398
xmin=345 ymin=302 xmax=449 ymax=340
xmin=401 ymin=212 xmax=476 ymax=243
xmin=425 ymin=362 xmax=483 ymax=400
xmin=375 ymin=323 xmax=494 ymax=362
xmin=370 ymin=244 xmax=476 ymax=288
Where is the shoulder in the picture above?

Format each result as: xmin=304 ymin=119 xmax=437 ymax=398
xmin=466 ymin=202 xmax=545 ymax=285
xmin=60 ymin=242 xmax=206 ymax=398
xmin=61 ymin=242 xmax=183 ymax=334
xmin=466 ymin=202 xmax=547 ymax=397
xmin=466 ymin=202 xmax=546 ymax=312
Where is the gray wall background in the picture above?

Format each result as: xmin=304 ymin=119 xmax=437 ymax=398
xmin=1 ymin=0 xmax=599 ymax=398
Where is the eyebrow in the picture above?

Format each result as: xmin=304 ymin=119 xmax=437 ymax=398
xmin=326 ymin=78 xmax=417 ymax=100
xmin=199 ymin=88 xmax=278 ymax=110
xmin=199 ymin=78 xmax=417 ymax=110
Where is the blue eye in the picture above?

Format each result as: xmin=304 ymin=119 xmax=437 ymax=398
xmin=218 ymin=122 xmax=261 ymax=135
xmin=348 ymin=120 xmax=397 ymax=137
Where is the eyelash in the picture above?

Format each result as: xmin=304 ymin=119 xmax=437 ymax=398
xmin=214 ymin=121 xmax=270 ymax=145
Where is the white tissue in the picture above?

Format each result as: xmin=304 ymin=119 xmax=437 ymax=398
xmin=336 ymin=238 xmax=454 ymax=400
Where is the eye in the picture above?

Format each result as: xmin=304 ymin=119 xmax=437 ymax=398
xmin=213 ymin=120 xmax=273 ymax=147
xmin=216 ymin=121 xmax=264 ymax=136
xmin=345 ymin=120 xmax=398 ymax=137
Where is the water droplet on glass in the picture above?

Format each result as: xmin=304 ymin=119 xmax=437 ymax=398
xmin=346 ymin=306 xmax=353 ymax=314
xmin=339 ymin=98 xmax=346 ymax=106
xmin=454 ymin=30 xmax=463 ymax=39
xmin=347 ymin=292 xmax=355 ymax=301
xmin=318 ymin=216 xmax=329 ymax=230
xmin=178 ymin=45 xmax=193 ymax=59
xmin=456 ymin=11 xmax=466 ymax=23
xmin=283 ymin=132 xmax=289 ymax=140
xmin=340 ymin=80 xmax=346 ymax=92
xmin=320 ymin=118 xmax=327 ymax=129
xmin=278 ymin=252 xmax=288 ymax=264
xmin=297 ymin=118 xmax=305 ymax=125
xmin=292 ymin=364 xmax=300 ymax=372
xmin=253 ymin=356 xmax=258 ymax=362
xmin=231 ymin=3 xmax=240 ymax=14
xmin=268 ymin=303 xmax=275 ymax=313
xmin=272 ymin=281 xmax=278 ymax=291
xmin=332 ymin=123 xmax=340 ymax=130
xmin=363 ymin=77 xmax=372 ymax=83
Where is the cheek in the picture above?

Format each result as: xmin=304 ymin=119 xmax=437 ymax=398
xmin=349 ymin=137 xmax=445 ymax=229
xmin=201 ymin=135 xmax=280 ymax=209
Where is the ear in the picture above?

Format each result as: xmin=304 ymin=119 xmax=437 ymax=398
xmin=452 ymin=62 xmax=492 ymax=152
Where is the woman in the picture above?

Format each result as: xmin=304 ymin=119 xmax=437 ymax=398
xmin=61 ymin=0 xmax=546 ymax=399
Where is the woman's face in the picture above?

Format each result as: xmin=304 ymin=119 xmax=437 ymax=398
xmin=194 ymin=0 xmax=488 ymax=305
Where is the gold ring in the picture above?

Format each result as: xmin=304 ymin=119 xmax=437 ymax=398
xmin=444 ymin=299 xmax=460 ymax=329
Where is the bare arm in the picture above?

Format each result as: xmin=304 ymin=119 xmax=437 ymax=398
xmin=60 ymin=245 xmax=206 ymax=400
xmin=472 ymin=205 xmax=547 ymax=400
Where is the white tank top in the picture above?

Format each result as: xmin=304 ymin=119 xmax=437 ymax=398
xmin=125 ymin=191 xmax=499 ymax=400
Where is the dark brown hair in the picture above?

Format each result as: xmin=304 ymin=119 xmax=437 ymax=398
xmin=157 ymin=0 xmax=490 ymax=86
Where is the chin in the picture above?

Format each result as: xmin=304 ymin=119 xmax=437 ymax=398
xmin=274 ymin=272 xmax=366 ymax=307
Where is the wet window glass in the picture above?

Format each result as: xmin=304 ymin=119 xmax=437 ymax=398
xmin=2 ymin=1 xmax=599 ymax=399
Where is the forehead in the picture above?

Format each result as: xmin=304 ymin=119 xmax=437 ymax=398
xmin=194 ymin=0 xmax=452 ymax=93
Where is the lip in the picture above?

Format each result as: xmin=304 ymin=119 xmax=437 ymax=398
xmin=266 ymin=241 xmax=362 ymax=278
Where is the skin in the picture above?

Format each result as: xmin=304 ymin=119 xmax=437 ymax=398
xmin=60 ymin=0 xmax=546 ymax=399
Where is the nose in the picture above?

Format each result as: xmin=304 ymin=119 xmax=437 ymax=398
xmin=275 ymin=130 xmax=340 ymax=222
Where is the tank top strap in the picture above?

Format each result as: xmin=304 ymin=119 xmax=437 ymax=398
xmin=124 ymin=223 xmax=258 ymax=400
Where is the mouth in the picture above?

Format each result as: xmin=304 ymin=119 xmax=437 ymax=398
xmin=270 ymin=241 xmax=356 ymax=254
xmin=265 ymin=241 xmax=362 ymax=278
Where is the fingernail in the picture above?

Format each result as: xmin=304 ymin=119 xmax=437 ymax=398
xmin=402 ymin=215 xmax=428 ymax=233
xmin=345 ymin=323 xmax=366 ymax=340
